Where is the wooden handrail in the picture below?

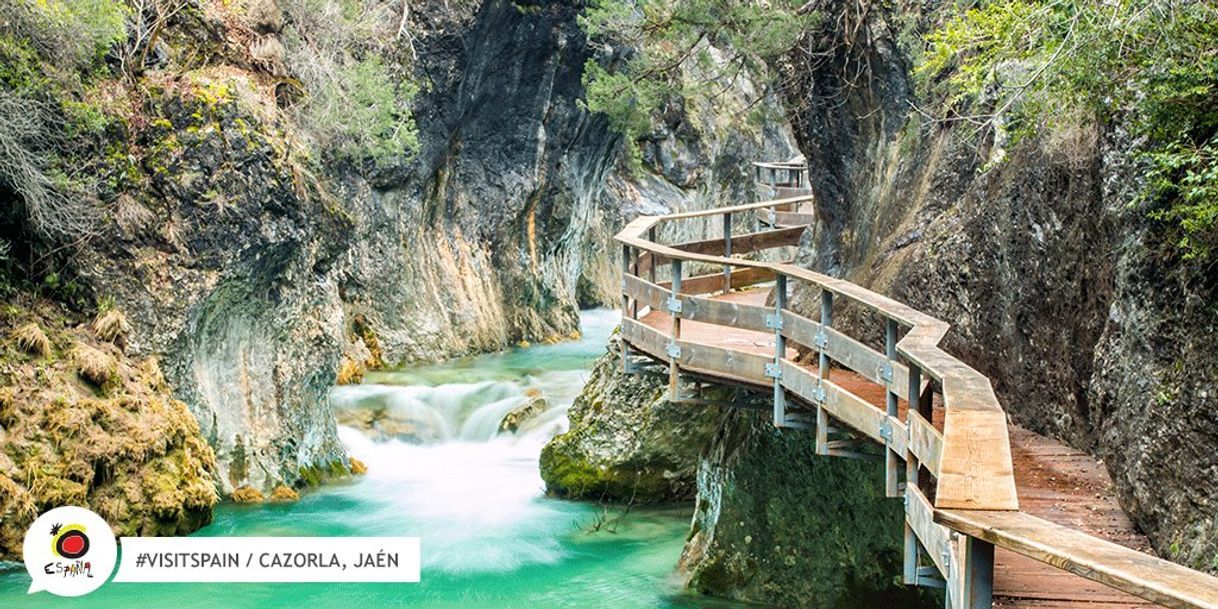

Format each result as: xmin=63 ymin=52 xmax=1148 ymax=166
xmin=614 ymin=196 xmax=1218 ymax=609
xmin=617 ymin=206 xmax=1017 ymax=511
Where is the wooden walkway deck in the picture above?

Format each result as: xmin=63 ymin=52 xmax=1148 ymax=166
xmin=640 ymin=288 xmax=1154 ymax=609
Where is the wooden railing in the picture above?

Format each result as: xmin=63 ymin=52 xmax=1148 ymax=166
xmin=615 ymin=196 xmax=1218 ymax=609
xmin=753 ymin=160 xmax=812 ymax=206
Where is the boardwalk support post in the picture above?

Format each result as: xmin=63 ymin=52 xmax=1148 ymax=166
xmin=961 ymin=536 xmax=994 ymax=609
xmin=648 ymin=227 xmax=657 ymax=285
xmin=772 ymin=273 xmax=787 ymax=427
xmin=815 ymin=289 xmax=832 ymax=455
xmin=668 ymin=259 xmax=683 ymax=400
xmin=620 ymin=244 xmax=632 ymax=373
xmin=904 ymin=363 xmax=923 ymax=585
xmin=723 ymin=213 xmax=733 ymax=295
xmin=885 ymin=317 xmax=900 ymax=498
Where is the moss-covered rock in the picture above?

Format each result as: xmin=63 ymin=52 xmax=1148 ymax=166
xmin=0 ymin=298 xmax=219 ymax=561
xmin=679 ymin=408 xmax=938 ymax=609
xmin=539 ymin=334 xmax=723 ymax=502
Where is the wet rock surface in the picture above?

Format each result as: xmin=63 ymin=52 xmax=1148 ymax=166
xmin=679 ymin=409 xmax=935 ymax=609
xmin=540 ymin=336 xmax=722 ymax=502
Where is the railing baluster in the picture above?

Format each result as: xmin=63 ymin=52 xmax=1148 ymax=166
xmin=961 ymin=536 xmax=995 ymax=609
xmin=648 ymin=226 xmax=657 ymax=285
xmin=816 ymin=289 xmax=832 ymax=455
xmin=722 ymin=213 xmax=733 ymax=295
xmin=904 ymin=363 xmax=923 ymax=585
xmin=630 ymin=247 xmax=640 ymax=320
xmin=885 ymin=318 xmax=900 ymax=498
xmin=620 ymin=244 xmax=632 ymax=373
xmin=772 ymin=274 xmax=786 ymax=427
xmin=668 ymin=259 xmax=683 ymax=400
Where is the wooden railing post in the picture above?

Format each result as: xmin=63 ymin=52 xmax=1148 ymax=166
xmin=668 ymin=258 xmax=683 ymax=400
xmin=961 ymin=536 xmax=995 ymax=609
xmin=722 ymin=212 xmax=733 ymax=295
xmin=884 ymin=318 xmax=900 ymax=498
xmin=648 ymin=226 xmax=657 ymax=285
xmin=771 ymin=273 xmax=787 ymax=427
xmin=903 ymin=363 xmax=923 ymax=586
xmin=815 ymin=289 xmax=832 ymax=455
xmin=620 ymin=243 xmax=632 ymax=373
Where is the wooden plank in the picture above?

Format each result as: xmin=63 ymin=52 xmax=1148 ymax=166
xmin=821 ymin=379 xmax=886 ymax=444
xmin=666 ymin=225 xmax=806 ymax=259
xmin=773 ymin=210 xmax=816 ymax=226
xmin=822 ymin=326 xmax=913 ymax=401
xmin=779 ymin=360 xmax=819 ymax=406
xmin=936 ymin=509 xmax=1218 ymax=609
xmin=661 ymin=266 xmax=776 ymax=295
xmin=908 ymin=486 xmax=952 ymax=577
xmin=937 ymin=400 xmax=1019 ymax=510
xmin=680 ymin=294 xmax=771 ymax=334
xmin=678 ymin=341 xmax=771 ymax=385
xmin=621 ymin=318 xmax=669 ymax=362
xmin=623 ymin=274 xmax=667 ymax=311
xmin=908 ymin=410 xmax=943 ymax=479
xmin=780 ymin=310 xmax=822 ymax=351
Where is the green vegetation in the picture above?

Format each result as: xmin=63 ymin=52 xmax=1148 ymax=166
xmin=579 ymin=0 xmax=817 ymax=170
xmin=917 ymin=0 xmax=1218 ymax=260
xmin=280 ymin=0 xmax=421 ymax=167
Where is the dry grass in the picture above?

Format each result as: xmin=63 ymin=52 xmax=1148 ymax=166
xmin=72 ymin=343 xmax=116 ymax=387
xmin=269 ymin=485 xmax=299 ymax=502
xmin=230 ymin=485 xmax=264 ymax=503
xmin=11 ymin=322 xmax=50 ymax=356
xmin=114 ymin=194 xmax=157 ymax=237
xmin=92 ymin=309 xmax=130 ymax=347
xmin=349 ymin=457 xmax=367 ymax=475
xmin=335 ymin=358 xmax=364 ymax=385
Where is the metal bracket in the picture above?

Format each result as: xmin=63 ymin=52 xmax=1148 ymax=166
xmin=666 ymin=296 xmax=683 ymax=314
xmin=765 ymin=313 xmax=784 ymax=331
xmin=666 ymin=342 xmax=682 ymax=359
xmin=811 ymin=385 xmax=826 ymax=403
xmin=880 ymin=419 xmax=893 ymax=442
xmin=814 ymin=331 xmax=828 ymax=350
xmin=879 ymin=362 xmax=893 ymax=383
xmin=940 ymin=542 xmax=953 ymax=575
xmin=765 ymin=363 xmax=782 ymax=379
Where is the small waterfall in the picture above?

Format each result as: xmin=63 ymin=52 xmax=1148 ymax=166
xmin=329 ymin=309 xmax=618 ymax=447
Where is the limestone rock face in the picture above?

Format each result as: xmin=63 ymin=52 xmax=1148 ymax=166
xmin=540 ymin=336 xmax=722 ymax=502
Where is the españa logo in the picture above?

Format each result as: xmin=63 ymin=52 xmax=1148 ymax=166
xmin=23 ymin=506 xmax=117 ymax=596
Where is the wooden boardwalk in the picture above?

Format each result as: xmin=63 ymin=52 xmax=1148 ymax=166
xmin=619 ymin=196 xmax=1218 ymax=609
xmin=640 ymin=288 xmax=1154 ymax=609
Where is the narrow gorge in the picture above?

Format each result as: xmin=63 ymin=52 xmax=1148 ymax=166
xmin=1 ymin=0 xmax=1216 ymax=608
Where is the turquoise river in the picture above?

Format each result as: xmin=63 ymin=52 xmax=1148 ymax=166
xmin=0 ymin=310 xmax=750 ymax=608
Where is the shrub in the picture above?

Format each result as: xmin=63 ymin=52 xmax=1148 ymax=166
xmin=0 ymin=90 xmax=101 ymax=240
xmin=280 ymin=0 xmax=420 ymax=167
xmin=578 ymin=0 xmax=818 ymax=170
xmin=0 ymin=0 xmax=128 ymax=74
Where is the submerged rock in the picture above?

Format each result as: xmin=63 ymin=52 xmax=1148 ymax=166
xmin=540 ymin=335 xmax=723 ymax=502
xmin=498 ymin=392 xmax=548 ymax=434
